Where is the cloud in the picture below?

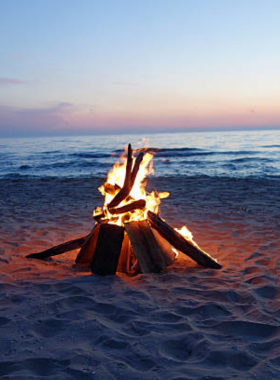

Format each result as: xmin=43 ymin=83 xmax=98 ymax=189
xmin=0 ymin=103 xmax=73 ymax=137
xmin=0 ymin=77 xmax=27 ymax=86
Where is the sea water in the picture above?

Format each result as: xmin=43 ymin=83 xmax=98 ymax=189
xmin=0 ymin=130 xmax=279 ymax=179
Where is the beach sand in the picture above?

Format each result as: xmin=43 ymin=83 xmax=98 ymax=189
xmin=0 ymin=177 xmax=279 ymax=379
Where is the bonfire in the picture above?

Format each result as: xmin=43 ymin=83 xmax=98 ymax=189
xmin=27 ymin=144 xmax=221 ymax=274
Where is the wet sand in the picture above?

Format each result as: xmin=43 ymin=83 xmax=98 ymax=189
xmin=0 ymin=177 xmax=279 ymax=379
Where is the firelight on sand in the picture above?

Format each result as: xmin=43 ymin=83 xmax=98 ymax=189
xmin=27 ymin=144 xmax=221 ymax=273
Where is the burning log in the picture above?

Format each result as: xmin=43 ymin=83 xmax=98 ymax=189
xmin=93 ymin=183 xmax=137 ymax=221
xmin=93 ymin=212 xmax=106 ymax=222
xmin=147 ymin=211 xmax=221 ymax=269
xmin=107 ymin=144 xmax=144 ymax=209
xmin=90 ymin=224 xmax=124 ymax=275
xmin=109 ymin=199 xmax=146 ymax=215
xmin=26 ymin=235 xmax=88 ymax=260
xmin=125 ymin=220 xmax=166 ymax=273
xmin=104 ymin=182 xmax=134 ymax=201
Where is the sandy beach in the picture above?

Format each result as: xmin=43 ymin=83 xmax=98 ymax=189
xmin=0 ymin=177 xmax=279 ymax=379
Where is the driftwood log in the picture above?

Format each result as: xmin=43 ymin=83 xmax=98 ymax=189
xmin=90 ymin=224 xmax=124 ymax=275
xmin=117 ymin=233 xmax=132 ymax=273
xmin=109 ymin=199 xmax=146 ymax=215
xmin=147 ymin=211 xmax=221 ymax=269
xmin=26 ymin=235 xmax=88 ymax=260
xmin=125 ymin=220 xmax=166 ymax=273
xmin=151 ymin=227 xmax=176 ymax=266
xmin=107 ymin=144 xmax=143 ymax=209
xmin=75 ymin=222 xmax=105 ymax=266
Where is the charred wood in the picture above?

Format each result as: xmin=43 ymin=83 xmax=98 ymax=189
xmin=147 ymin=211 xmax=222 ymax=269
xmin=117 ymin=233 xmax=132 ymax=273
xmin=109 ymin=199 xmax=146 ymax=215
xmin=75 ymin=221 xmax=107 ymax=266
xmin=90 ymin=224 xmax=124 ymax=275
xmin=125 ymin=220 xmax=166 ymax=273
xmin=151 ymin=227 xmax=177 ymax=266
xmin=107 ymin=144 xmax=133 ymax=209
xmin=26 ymin=235 xmax=88 ymax=260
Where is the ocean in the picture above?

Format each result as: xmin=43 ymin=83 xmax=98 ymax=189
xmin=0 ymin=130 xmax=279 ymax=180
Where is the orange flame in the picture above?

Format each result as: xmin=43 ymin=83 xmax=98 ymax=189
xmin=93 ymin=146 xmax=169 ymax=225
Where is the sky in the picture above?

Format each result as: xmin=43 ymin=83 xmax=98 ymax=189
xmin=0 ymin=0 xmax=280 ymax=137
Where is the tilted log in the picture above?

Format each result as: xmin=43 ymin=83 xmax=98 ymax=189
xmin=93 ymin=181 xmax=137 ymax=221
xmin=107 ymin=144 xmax=144 ymax=209
xmin=151 ymin=227 xmax=177 ymax=266
xmin=104 ymin=182 xmax=118 ymax=196
xmin=90 ymin=224 xmax=124 ymax=275
xmin=104 ymin=182 xmax=134 ymax=201
xmin=107 ymin=144 xmax=133 ymax=209
xmin=147 ymin=211 xmax=222 ymax=269
xmin=117 ymin=232 xmax=132 ymax=273
xmin=26 ymin=235 xmax=88 ymax=260
xmin=75 ymin=221 xmax=107 ymax=266
xmin=124 ymin=220 xmax=166 ymax=273
xmin=93 ymin=211 xmax=106 ymax=222
xmin=109 ymin=199 xmax=146 ymax=215
xmin=130 ymin=151 xmax=144 ymax=185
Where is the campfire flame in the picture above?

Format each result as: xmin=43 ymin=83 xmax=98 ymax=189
xmin=175 ymin=226 xmax=199 ymax=248
xmin=26 ymin=143 xmax=221 ymax=272
xmin=94 ymin=147 xmax=170 ymax=225
xmin=93 ymin=144 xmax=211 ymax=262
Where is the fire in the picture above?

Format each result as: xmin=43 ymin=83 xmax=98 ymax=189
xmin=175 ymin=226 xmax=199 ymax=248
xmin=93 ymin=146 xmax=170 ymax=225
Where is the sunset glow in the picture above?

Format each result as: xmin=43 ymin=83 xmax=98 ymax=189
xmin=0 ymin=0 xmax=279 ymax=136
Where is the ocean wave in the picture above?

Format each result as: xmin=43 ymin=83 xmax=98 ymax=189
xmin=229 ymin=157 xmax=274 ymax=164
xmin=19 ymin=165 xmax=32 ymax=170
xmin=41 ymin=150 xmax=62 ymax=154
xmin=69 ymin=152 xmax=112 ymax=159
xmin=116 ymin=147 xmax=260 ymax=158
xmin=38 ymin=160 xmax=110 ymax=169
xmin=260 ymin=145 xmax=280 ymax=148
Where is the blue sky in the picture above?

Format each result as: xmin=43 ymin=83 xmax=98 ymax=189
xmin=0 ymin=0 xmax=280 ymax=137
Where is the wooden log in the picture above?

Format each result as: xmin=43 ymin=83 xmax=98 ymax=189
xmin=26 ymin=235 xmax=88 ymax=260
xmin=107 ymin=144 xmax=133 ymax=209
xmin=151 ymin=227 xmax=177 ymax=266
xmin=117 ymin=232 xmax=131 ymax=273
xmin=93 ymin=211 xmax=106 ymax=222
xmin=104 ymin=182 xmax=134 ymax=202
xmin=109 ymin=199 xmax=146 ymax=215
xmin=147 ymin=211 xmax=222 ymax=269
xmin=107 ymin=144 xmax=144 ymax=209
xmin=104 ymin=182 xmax=118 ymax=196
xmin=90 ymin=224 xmax=124 ymax=275
xmin=124 ymin=220 xmax=166 ymax=273
xmin=75 ymin=222 xmax=103 ymax=266
xmin=130 ymin=151 xmax=144 ymax=185
xmin=93 ymin=181 xmax=136 ymax=222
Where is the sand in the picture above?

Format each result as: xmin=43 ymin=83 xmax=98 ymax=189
xmin=0 ymin=177 xmax=279 ymax=379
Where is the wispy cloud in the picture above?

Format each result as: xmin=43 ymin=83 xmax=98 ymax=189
xmin=0 ymin=77 xmax=27 ymax=86
xmin=0 ymin=102 xmax=74 ymax=137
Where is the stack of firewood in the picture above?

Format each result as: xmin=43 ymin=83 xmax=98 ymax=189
xmin=27 ymin=144 xmax=221 ymax=275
